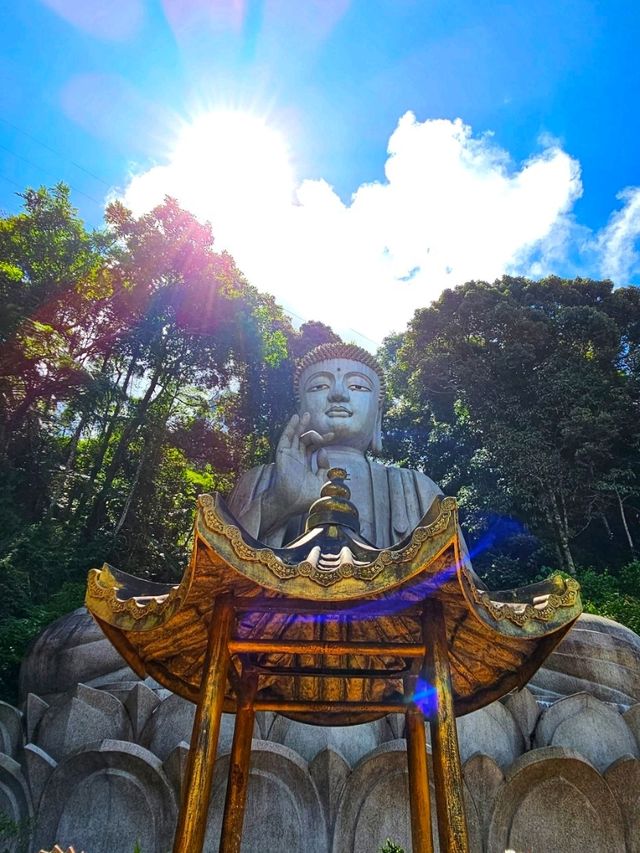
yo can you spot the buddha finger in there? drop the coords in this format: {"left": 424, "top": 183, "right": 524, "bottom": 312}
{"left": 278, "top": 413, "right": 300, "bottom": 450}
{"left": 300, "top": 429, "right": 335, "bottom": 447}
{"left": 294, "top": 413, "right": 311, "bottom": 448}
{"left": 299, "top": 429, "right": 325, "bottom": 448}
{"left": 316, "top": 447, "right": 330, "bottom": 471}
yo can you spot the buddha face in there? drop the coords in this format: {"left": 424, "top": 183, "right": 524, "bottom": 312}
{"left": 297, "top": 358, "right": 382, "bottom": 452}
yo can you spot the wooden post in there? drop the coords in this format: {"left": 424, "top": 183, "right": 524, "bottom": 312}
{"left": 405, "top": 705, "right": 433, "bottom": 853}
{"left": 423, "top": 598, "right": 470, "bottom": 853}
{"left": 219, "top": 675, "right": 258, "bottom": 853}
{"left": 173, "top": 598, "right": 234, "bottom": 853}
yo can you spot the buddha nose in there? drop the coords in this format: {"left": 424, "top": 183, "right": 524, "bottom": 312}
{"left": 328, "top": 377, "right": 350, "bottom": 402}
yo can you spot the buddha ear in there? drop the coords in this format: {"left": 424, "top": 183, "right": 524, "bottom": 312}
{"left": 369, "top": 406, "right": 383, "bottom": 455}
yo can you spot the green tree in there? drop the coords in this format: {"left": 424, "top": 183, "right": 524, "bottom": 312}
{"left": 385, "top": 276, "right": 640, "bottom": 581}
{"left": 0, "top": 184, "right": 112, "bottom": 445}
{"left": 380, "top": 840, "right": 405, "bottom": 853}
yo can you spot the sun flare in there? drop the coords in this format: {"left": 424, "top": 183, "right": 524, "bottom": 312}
{"left": 170, "top": 110, "right": 294, "bottom": 218}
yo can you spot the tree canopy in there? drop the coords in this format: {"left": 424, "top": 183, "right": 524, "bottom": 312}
{"left": 381, "top": 276, "right": 640, "bottom": 585}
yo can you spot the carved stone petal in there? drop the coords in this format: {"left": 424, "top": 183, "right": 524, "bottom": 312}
{"left": 33, "top": 739, "right": 177, "bottom": 853}
{"left": 268, "top": 715, "right": 387, "bottom": 767}
{"left": 33, "top": 685, "right": 132, "bottom": 761}
{"left": 162, "top": 740, "right": 190, "bottom": 801}
{"left": 487, "top": 746, "right": 625, "bottom": 853}
{"left": 622, "top": 702, "right": 640, "bottom": 751}
{"left": 457, "top": 701, "right": 524, "bottom": 770}
{"left": 0, "top": 700, "right": 23, "bottom": 758}
{"left": 503, "top": 686, "right": 541, "bottom": 748}
{"left": 604, "top": 755, "right": 640, "bottom": 853}
{"left": 123, "top": 681, "right": 161, "bottom": 739}
{"left": 206, "top": 740, "right": 327, "bottom": 853}
{"left": 23, "top": 743, "right": 57, "bottom": 812}
{"left": 332, "top": 739, "right": 482, "bottom": 853}
{"left": 534, "top": 693, "right": 638, "bottom": 771}
{"left": 463, "top": 753, "right": 504, "bottom": 845}
{"left": 25, "top": 693, "right": 49, "bottom": 743}
{"left": 0, "top": 752, "right": 32, "bottom": 849}
{"left": 309, "top": 747, "right": 351, "bottom": 834}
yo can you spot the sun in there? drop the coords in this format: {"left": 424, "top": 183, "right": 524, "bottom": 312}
{"left": 170, "top": 110, "right": 295, "bottom": 218}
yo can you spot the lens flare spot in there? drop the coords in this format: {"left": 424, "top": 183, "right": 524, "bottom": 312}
{"left": 411, "top": 676, "right": 438, "bottom": 718}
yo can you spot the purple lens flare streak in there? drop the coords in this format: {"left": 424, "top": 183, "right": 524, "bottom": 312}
{"left": 409, "top": 676, "right": 439, "bottom": 718}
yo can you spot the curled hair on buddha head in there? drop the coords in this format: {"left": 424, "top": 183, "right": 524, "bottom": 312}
{"left": 293, "top": 343, "right": 387, "bottom": 405}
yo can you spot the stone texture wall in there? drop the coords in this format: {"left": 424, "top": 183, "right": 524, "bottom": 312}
{"left": 2, "top": 610, "right": 639, "bottom": 852}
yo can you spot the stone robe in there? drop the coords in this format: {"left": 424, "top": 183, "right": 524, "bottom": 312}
{"left": 227, "top": 458, "right": 444, "bottom": 549}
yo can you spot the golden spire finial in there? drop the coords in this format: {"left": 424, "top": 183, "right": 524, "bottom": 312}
{"left": 305, "top": 467, "right": 361, "bottom": 533}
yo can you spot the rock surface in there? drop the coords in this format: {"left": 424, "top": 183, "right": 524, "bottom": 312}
{"left": 529, "top": 612, "right": 640, "bottom": 706}
{"left": 19, "top": 608, "right": 137, "bottom": 703}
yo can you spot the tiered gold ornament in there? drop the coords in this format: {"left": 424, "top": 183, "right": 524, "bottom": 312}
{"left": 86, "top": 468, "right": 581, "bottom": 853}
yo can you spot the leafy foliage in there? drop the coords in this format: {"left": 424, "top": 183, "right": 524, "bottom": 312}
{"left": 383, "top": 276, "right": 640, "bottom": 582}
{"left": 576, "top": 562, "right": 640, "bottom": 635}
{"left": 379, "top": 840, "right": 405, "bottom": 853}
{"left": 0, "top": 809, "right": 33, "bottom": 852}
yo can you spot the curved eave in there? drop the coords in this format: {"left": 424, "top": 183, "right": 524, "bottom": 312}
{"left": 86, "top": 558, "right": 190, "bottom": 633}
{"left": 460, "top": 567, "right": 582, "bottom": 641}
{"left": 193, "top": 492, "right": 461, "bottom": 602}
{"left": 86, "top": 492, "right": 463, "bottom": 629}
{"left": 439, "top": 567, "right": 582, "bottom": 715}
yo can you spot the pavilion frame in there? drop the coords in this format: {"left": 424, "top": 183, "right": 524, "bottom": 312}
{"left": 86, "top": 490, "right": 580, "bottom": 851}
{"left": 172, "top": 593, "right": 469, "bottom": 853}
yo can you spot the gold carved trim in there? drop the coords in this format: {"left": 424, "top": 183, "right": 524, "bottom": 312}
{"left": 466, "top": 570, "right": 580, "bottom": 627}
{"left": 197, "top": 494, "right": 458, "bottom": 587}
{"left": 86, "top": 564, "right": 185, "bottom": 630}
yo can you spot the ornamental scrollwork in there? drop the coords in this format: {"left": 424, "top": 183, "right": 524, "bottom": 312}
{"left": 196, "top": 493, "right": 458, "bottom": 588}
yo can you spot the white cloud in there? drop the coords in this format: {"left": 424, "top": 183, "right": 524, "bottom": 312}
{"left": 116, "top": 111, "right": 636, "bottom": 348}
{"left": 595, "top": 187, "right": 640, "bottom": 283}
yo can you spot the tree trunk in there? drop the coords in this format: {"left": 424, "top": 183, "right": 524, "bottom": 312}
{"left": 546, "top": 490, "right": 576, "bottom": 575}
{"left": 83, "top": 368, "right": 161, "bottom": 536}
{"left": 70, "top": 350, "right": 140, "bottom": 521}
{"left": 88, "top": 350, "right": 139, "bottom": 482}
{"left": 600, "top": 512, "right": 614, "bottom": 540}
{"left": 3, "top": 388, "right": 40, "bottom": 450}
{"left": 45, "top": 412, "right": 88, "bottom": 518}
{"left": 112, "top": 437, "right": 147, "bottom": 538}
{"left": 616, "top": 488, "right": 636, "bottom": 559}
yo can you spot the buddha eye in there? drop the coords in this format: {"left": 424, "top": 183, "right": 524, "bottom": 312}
{"left": 307, "top": 382, "right": 330, "bottom": 392}
{"left": 348, "top": 382, "right": 372, "bottom": 392}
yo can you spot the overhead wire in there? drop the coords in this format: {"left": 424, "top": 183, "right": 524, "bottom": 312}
{"left": 0, "top": 141, "right": 104, "bottom": 206}
{"left": 0, "top": 115, "right": 111, "bottom": 188}
{"left": 0, "top": 173, "right": 24, "bottom": 190}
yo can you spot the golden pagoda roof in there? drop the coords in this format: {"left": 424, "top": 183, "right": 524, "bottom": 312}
{"left": 86, "top": 493, "right": 581, "bottom": 722}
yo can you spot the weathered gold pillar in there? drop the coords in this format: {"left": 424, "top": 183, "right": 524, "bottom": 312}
{"left": 219, "top": 675, "right": 258, "bottom": 853}
{"left": 423, "top": 598, "right": 470, "bottom": 853}
{"left": 173, "top": 597, "right": 234, "bottom": 853}
{"left": 405, "top": 705, "right": 433, "bottom": 853}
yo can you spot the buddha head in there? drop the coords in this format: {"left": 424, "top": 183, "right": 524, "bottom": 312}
{"left": 293, "top": 343, "right": 386, "bottom": 454}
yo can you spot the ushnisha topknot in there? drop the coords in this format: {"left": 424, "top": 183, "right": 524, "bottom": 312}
{"left": 293, "top": 343, "right": 387, "bottom": 403}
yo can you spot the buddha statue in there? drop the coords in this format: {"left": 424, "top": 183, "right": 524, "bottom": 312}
{"left": 228, "top": 342, "right": 446, "bottom": 549}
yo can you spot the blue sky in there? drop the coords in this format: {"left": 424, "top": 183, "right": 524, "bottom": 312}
{"left": 2, "top": 1, "right": 639, "bottom": 345}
